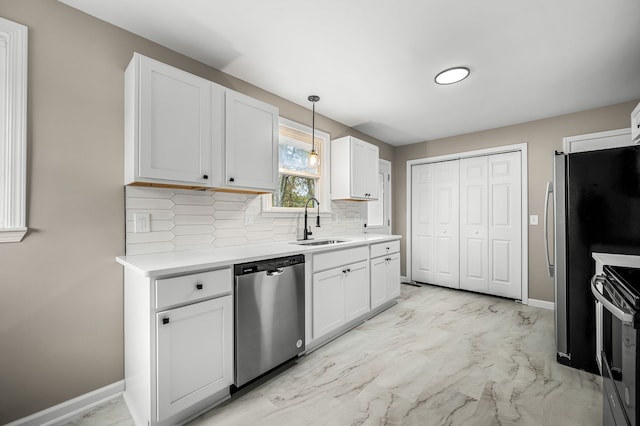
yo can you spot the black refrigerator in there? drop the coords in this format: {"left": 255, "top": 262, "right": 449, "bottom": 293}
{"left": 545, "top": 145, "right": 640, "bottom": 374}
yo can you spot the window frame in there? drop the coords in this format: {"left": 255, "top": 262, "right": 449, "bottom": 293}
{"left": 0, "top": 17, "right": 28, "bottom": 243}
{"left": 262, "top": 117, "right": 331, "bottom": 216}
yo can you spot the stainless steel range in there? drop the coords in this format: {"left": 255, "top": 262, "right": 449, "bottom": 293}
{"left": 592, "top": 265, "right": 640, "bottom": 426}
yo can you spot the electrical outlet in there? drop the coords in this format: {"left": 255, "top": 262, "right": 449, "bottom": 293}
{"left": 529, "top": 215, "right": 539, "bottom": 226}
{"left": 134, "top": 213, "right": 150, "bottom": 233}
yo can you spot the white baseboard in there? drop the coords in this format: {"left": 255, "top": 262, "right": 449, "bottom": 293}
{"left": 528, "top": 298, "right": 555, "bottom": 310}
{"left": 6, "top": 380, "right": 124, "bottom": 426}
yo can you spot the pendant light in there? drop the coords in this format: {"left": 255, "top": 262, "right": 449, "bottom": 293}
{"left": 308, "top": 95, "right": 320, "bottom": 168}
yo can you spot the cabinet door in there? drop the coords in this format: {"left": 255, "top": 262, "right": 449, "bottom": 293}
{"left": 344, "top": 260, "right": 370, "bottom": 322}
{"left": 370, "top": 257, "right": 387, "bottom": 309}
{"left": 225, "top": 90, "right": 278, "bottom": 191}
{"left": 156, "top": 296, "right": 232, "bottom": 422}
{"left": 459, "top": 156, "right": 489, "bottom": 293}
{"left": 138, "top": 56, "right": 212, "bottom": 185}
{"left": 365, "top": 143, "right": 380, "bottom": 199}
{"left": 313, "top": 268, "right": 345, "bottom": 339}
{"left": 351, "top": 138, "right": 379, "bottom": 199}
{"left": 386, "top": 254, "right": 401, "bottom": 300}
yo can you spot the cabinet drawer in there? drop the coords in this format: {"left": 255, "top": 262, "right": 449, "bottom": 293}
{"left": 313, "top": 246, "right": 369, "bottom": 272}
{"left": 156, "top": 268, "right": 232, "bottom": 310}
{"left": 370, "top": 240, "right": 400, "bottom": 258}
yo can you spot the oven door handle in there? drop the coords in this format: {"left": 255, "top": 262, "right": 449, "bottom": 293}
{"left": 591, "top": 275, "right": 635, "bottom": 324}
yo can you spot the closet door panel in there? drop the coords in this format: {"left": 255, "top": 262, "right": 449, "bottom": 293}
{"left": 488, "top": 152, "right": 522, "bottom": 299}
{"left": 433, "top": 161, "right": 459, "bottom": 288}
{"left": 459, "top": 156, "right": 489, "bottom": 293}
{"left": 411, "top": 164, "right": 436, "bottom": 284}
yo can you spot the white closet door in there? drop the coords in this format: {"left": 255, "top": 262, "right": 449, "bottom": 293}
{"left": 433, "top": 161, "right": 460, "bottom": 288}
{"left": 411, "top": 163, "right": 435, "bottom": 284}
{"left": 488, "top": 152, "right": 522, "bottom": 299}
{"left": 460, "top": 156, "right": 489, "bottom": 293}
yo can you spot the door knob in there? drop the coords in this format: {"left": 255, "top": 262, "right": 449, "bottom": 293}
{"left": 203, "top": 174, "right": 208, "bottom": 180}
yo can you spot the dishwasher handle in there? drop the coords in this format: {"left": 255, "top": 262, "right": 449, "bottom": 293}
{"left": 266, "top": 268, "right": 285, "bottom": 277}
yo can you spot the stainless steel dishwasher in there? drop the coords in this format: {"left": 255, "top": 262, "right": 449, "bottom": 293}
{"left": 234, "top": 254, "right": 305, "bottom": 387}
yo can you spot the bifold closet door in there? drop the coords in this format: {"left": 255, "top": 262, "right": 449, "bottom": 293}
{"left": 411, "top": 161, "right": 459, "bottom": 288}
{"left": 488, "top": 151, "right": 522, "bottom": 299}
{"left": 411, "top": 163, "right": 435, "bottom": 284}
{"left": 460, "top": 156, "right": 489, "bottom": 293}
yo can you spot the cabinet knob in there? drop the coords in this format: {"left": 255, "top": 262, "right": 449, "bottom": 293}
{"left": 229, "top": 177, "right": 235, "bottom": 183}
{"left": 196, "top": 283, "right": 203, "bottom": 290}
{"left": 162, "top": 317, "right": 170, "bottom": 325}
{"left": 203, "top": 174, "right": 208, "bottom": 180}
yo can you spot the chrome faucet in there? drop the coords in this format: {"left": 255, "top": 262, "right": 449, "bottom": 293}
{"left": 303, "top": 197, "right": 320, "bottom": 240}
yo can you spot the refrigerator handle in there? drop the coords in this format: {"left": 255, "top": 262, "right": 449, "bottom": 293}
{"left": 544, "top": 181, "right": 554, "bottom": 277}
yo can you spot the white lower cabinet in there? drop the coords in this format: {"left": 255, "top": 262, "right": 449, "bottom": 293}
{"left": 344, "top": 261, "right": 370, "bottom": 322}
{"left": 371, "top": 254, "right": 401, "bottom": 309}
{"left": 312, "top": 268, "right": 346, "bottom": 338}
{"left": 156, "top": 296, "right": 232, "bottom": 422}
{"left": 311, "top": 247, "right": 371, "bottom": 341}
{"left": 124, "top": 267, "right": 233, "bottom": 426}
{"left": 370, "top": 241, "right": 401, "bottom": 309}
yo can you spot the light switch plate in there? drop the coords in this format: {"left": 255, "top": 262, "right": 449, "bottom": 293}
{"left": 529, "top": 215, "right": 539, "bottom": 225}
{"left": 134, "top": 213, "right": 150, "bottom": 233}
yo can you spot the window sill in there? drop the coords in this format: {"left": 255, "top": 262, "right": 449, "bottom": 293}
{"left": 0, "top": 227, "right": 27, "bottom": 243}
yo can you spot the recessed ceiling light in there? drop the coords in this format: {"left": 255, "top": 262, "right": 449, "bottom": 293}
{"left": 435, "top": 67, "right": 470, "bottom": 85}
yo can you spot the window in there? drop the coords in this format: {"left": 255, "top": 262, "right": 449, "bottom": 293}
{"left": 0, "top": 17, "right": 28, "bottom": 243}
{"left": 263, "top": 117, "right": 330, "bottom": 213}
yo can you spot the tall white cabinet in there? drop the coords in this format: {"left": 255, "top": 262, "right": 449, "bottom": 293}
{"left": 411, "top": 151, "right": 522, "bottom": 299}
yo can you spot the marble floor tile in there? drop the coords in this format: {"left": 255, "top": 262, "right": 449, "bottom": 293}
{"left": 64, "top": 284, "right": 602, "bottom": 426}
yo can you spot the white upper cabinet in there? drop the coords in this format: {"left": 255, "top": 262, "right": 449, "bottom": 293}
{"left": 632, "top": 101, "right": 640, "bottom": 143}
{"left": 331, "top": 136, "right": 379, "bottom": 200}
{"left": 125, "top": 53, "right": 215, "bottom": 186}
{"left": 124, "top": 53, "right": 278, "bottom": 193}
{"left": 223, "top": 90, "right": 278, "bottom": 192}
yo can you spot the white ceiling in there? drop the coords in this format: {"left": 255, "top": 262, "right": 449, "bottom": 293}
{"left": 60, "top": 0, "right": 640, "bottom": 146}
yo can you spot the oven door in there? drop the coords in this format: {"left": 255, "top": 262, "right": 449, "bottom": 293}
{"left": 602, "top": 351, "right": 631, "bottom": 426}
{"left": 592, "top": 275, "right": 636, "bottom": 426}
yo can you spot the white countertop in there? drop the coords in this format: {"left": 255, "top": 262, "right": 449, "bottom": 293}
{"left": 117, "top": 234, "right": 401, "bottom": 277}
{"left": 593, "top": 252, "right": 640, "bottom": 269}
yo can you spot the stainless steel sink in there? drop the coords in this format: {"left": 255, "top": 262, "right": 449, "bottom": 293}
{"left": 291, "top": 239, "right": 348, "bottom": 246}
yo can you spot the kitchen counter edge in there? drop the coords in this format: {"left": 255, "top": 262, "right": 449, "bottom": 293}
{"left": 117, "top": 234, "right": 402, "bottom": 278}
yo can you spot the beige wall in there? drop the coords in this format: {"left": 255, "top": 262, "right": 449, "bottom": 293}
{"left": 393, "top": 100, "right": 639, "bottom": 302}
{"left": 0, "top": 0, "right": 392, "bottom": 423}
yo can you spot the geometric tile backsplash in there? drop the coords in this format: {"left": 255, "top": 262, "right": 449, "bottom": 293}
{"left": 125, "top": 186, "right": 365, "bottom": 255}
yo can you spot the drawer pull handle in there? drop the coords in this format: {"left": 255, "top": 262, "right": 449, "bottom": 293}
{"left": 162, "top": 318, "right": 170, "bottom": 325}
{"left": 196, "top": 283, "right": 203, "bottom": 290}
